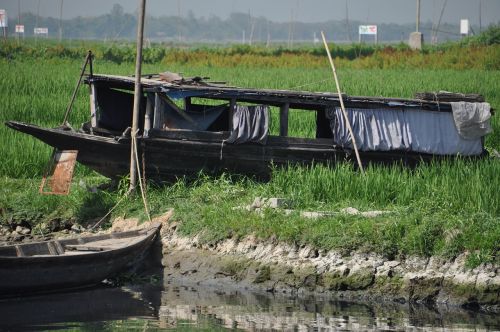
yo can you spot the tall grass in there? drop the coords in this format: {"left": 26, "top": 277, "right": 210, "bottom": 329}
{"left": 1, "top": 56, "right": 498, "bottom": 177}
{"left": 0, "top": 47, "right": 498, "bottom": 265}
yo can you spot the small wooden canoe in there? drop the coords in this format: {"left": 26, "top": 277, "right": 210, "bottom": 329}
{"left": 0, "top": 223, "right": 161, "bottom": 296}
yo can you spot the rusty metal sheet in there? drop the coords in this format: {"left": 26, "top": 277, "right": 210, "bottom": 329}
{"left": 39, "top": 150, "right": 78, "bottom": 195}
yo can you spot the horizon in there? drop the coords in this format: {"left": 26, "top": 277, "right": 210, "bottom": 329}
{"left": 0, "top": 0, "right": 498, "bottom": 27}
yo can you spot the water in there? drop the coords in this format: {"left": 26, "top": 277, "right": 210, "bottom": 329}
{"left": 0, "top": 283, "right": 498, "bottom": 331}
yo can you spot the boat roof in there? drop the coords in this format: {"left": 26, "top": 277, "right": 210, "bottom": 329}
{"left": 86, "top": 74, "right": 463, "bottom": 112}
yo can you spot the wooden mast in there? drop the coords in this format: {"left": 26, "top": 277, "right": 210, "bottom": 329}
{"left": 130, "top": 0, "right": 147, "bottom": 191}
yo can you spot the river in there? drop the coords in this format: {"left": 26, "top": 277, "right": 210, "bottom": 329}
{"left": 0, "top": 282, "right": 498, "bottom": 331}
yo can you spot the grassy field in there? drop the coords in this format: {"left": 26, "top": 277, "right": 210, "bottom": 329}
{"left": 0, "top": 42, "right": 499, "bottom": 267}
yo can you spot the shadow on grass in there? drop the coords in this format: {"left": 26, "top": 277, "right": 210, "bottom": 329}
{"left": 74, "top": 190, "right": 116, "bottom": 229}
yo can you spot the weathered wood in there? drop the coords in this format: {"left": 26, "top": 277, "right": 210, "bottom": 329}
{"left": 229, "top": 98, "right": 236, "bottom": 131}
{"left": 6, "top": 120, "right": 478, "bottom": 184}
{"left": 144, "top": 94, "right": 153, "bottom": 137}
{"left": 280, "top": 103, "right": 289, "bottom": 136}
{"left": 39, "top": 150, "right": 78, "bottom": 195}
{"left": 185, "top": 97, "right": 192, "bottom": 111}
{"left": 66, "top": 245, "right": 107, "bottom": 252}
{"left": 88, "top": 74, "right": 456, "bottom": 112}
{"left": 89, "top": 84, "right": 98, "bottom": 127}
{"left": 0, "top": 223, "right": 161, "bottom": 295}
{"left": 153, "top": 93, "right": 163, "bottom": 129}
{"left": 14, "top": 245, "right": 25, "bottom": 257}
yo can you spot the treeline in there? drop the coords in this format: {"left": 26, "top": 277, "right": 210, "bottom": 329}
{"left": 4, "top": 4, "right": 490, "bottom": 43}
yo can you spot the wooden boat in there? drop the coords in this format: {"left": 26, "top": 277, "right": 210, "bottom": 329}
{"left": 5, "top": 72, "right": 493, "bottom": 181}
{"left": 0, "top": 223, "right": 161, "bottom": 295}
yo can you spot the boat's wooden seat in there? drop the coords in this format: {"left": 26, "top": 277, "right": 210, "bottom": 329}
{"left": 65, "top": 237, "right": 138, "bottom": 252}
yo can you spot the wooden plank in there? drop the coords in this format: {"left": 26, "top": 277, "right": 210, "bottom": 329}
{"left": 229, "top": 98, "right": 236, "bottom": 131}
{"left": 144, "top": 94, "right": 153, "bottom": 137}
{"left": 65, "top": 245, "right": 107, "bottom": 252}
{"left": 47, "top": 242, "right": 59, "bottom": 255}
{"left": 88, "top": 74, "right": 456, "bottom": 112}
{"left": 279, "top": 103, "right": 289, "bottom": 136}
{"left": 14, "top": 245, "right": 25, "bottom": 257}
{"left": 153, "top": 93, "right": 163, "bottom": 129}
{"left": 39, "top": 150, "right": 78, "bottom": 195}
{"left": 89, "top": 84, "right": 98, "bottom": 127}
{"left": 54, "top": 240, "right": 65, "bottom": 254}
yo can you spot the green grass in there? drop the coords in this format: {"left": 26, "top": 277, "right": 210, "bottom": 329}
{"left": 1, "top": 58, "right": 499, "bottom": 177}
{"left": 0, "top": 45, "right": 499, "bottom": 267}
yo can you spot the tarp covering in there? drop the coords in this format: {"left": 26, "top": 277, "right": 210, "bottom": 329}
{"left": 450, "top": 102, "right": 492, "bottom": 140}
{"left": 328, "top": 107, "right": 485, "bottom": 155}
{"left": 226, "top": 105, "right": 269, "bottom": 145}
{"left": 152, "top": 93, "right": 226, "bottom": 131}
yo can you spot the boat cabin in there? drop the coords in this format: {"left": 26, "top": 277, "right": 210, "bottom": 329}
{"left": 85, "top": 74, "right": 491, "bottom": 159}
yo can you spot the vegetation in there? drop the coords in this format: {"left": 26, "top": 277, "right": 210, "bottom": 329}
{"left": 0, "top": 39, "right": 499, "bottom": 267}
{"left": 3, "top": 34, "right": 500, "bottom": 70}
{"left": 6, "top": 3, "right": 480, "bottom": 43}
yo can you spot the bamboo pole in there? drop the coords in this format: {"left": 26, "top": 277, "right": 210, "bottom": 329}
{"left": 130, "top": 0, "right": 147, "bottom": 191}
{"left": 320, "top": 31, "right": 364, "bottom": 174}
{"left": 61, "top": 51, "right": 91, "bottom": 125}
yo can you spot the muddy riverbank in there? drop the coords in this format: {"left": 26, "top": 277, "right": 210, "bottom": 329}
{"left": 1, "top": 213, "right": 497, "bottom": 313}
{"left": 158, "top": 220, "right": 499, "bottom": 312}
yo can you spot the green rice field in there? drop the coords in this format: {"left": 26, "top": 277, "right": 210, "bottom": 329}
{"left": 0, "top": 41, "right": 499, "bottom": 266}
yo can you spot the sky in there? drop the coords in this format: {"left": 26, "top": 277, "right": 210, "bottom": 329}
{"left": 0, "top": 0, "right": 498, "bottom": 26}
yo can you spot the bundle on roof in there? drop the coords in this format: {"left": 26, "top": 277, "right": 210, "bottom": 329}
{"left": 414, "top": 91, "right": 484, "bottom": 103}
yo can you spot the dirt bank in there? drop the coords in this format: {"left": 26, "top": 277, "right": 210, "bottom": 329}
{"left": 159, "top": 221, "right": 499, "bottom": 312}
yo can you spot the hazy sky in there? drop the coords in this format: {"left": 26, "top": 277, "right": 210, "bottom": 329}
{"left": 0, "top": 0, "right": 498, "bottom": 26}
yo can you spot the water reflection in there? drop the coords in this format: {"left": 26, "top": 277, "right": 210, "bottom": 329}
{"left": 0, "top": 283, "right": 498, "bottom": 331}
{"left": 0, "top": 286, "right": 155, "bottom": 330}
{"left": 156, "top": 285, "right": 499, "bottom": 331}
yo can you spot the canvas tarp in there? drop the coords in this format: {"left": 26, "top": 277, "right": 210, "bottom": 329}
{"left": 226, "top": 105, "right": 269, "bottom": 145}
{"left": 151, "top": 93, "right": 226, "bottom": 131}
{"left": 450, "top": 102, "right": 492, "bottom": 140}
{"left": 328, "top": 106, "right": 486, "bottom": 155}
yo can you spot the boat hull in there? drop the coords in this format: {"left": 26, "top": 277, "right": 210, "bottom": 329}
{"left": 0, "top": 224, "right": 160, "bottom": 296}
{"left": 5, "top": 121, "right": 454, "bottom": 181}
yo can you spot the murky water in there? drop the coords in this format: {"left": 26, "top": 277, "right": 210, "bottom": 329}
{"left": 0, "top": 282, "right": 498, "bottom": 332}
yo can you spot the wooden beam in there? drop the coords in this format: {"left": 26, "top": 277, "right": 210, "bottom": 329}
{"left": 89, "top": 84, "right": 97, "bottom": 127}
{"left": 144, "top": 94, "right": 153, "bottom": 137}
{"left": 185, "top": 97, "right": 192, "bottom": 111}
{"left": 229, "top": 98, "right": 236, "bottom": 131}
{"left": 153, "top": 93, "right": 163, "bottom": 129}
{"left": 279, "top": 103, "right": 289, "bottom": 136}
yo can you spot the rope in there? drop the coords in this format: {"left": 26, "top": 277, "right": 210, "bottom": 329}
{"left": 90, "top": 188, "right": 132, "bottom": 231}
{"left": 132, "top": 133, "right": 152, "bottom": 222}
{"left": 89, "top": 134, "right": 151, "bottom": 231}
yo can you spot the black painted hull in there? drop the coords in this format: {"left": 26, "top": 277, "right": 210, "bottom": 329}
{"left": 5, "top": 121, "right": 451, "bottom": 181}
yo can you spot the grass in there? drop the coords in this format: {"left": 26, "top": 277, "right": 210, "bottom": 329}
{"left": 0, "top": 42, "right": 499, "bottom": 267}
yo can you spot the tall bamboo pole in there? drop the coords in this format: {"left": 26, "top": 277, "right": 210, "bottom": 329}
{"left": 321, "top": 31, "right": 364, "bottom": 174}
{"left": 130, "top": 0, "right": 147, "bottom": 191}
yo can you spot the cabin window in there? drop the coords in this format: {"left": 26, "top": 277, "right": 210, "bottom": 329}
{"left": 152, "top": 94, "right": 230, "bottom": 132}
{"left": 94, "top": 85, "right": 146, "bottom": 133}
{"left": 275, "top": 108, "right": 316, "bottom": 139}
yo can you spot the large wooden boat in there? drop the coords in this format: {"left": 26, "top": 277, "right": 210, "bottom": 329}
{"left": 5, "top": 72, "right": 493, "bottom": 181}
{"left": 0, "top": 223, "right": 161, "bottom": 295}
